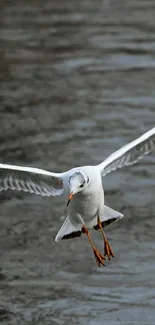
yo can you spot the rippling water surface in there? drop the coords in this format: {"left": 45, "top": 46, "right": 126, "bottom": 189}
{"left": 0, "top": 1, "right": 155, "bottom": 324}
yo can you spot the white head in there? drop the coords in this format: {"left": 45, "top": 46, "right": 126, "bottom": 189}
{"left": 67, "top": 170, "right": 89, "bottom": 206}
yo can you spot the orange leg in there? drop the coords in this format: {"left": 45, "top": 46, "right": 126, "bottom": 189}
{"left": 97, "top": 216, "right": 114, "bottom": 261}
{"left": 82, "top": 225, "right": 105, "bottom": 267}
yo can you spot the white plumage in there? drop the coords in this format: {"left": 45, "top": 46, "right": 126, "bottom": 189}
{"left": 0, "top": 127, "right": 155, "bottom": 259}
{"left": 98, "top": 127, "right": 155, "bottom": 176}
{"left": 0, "top": 164, "right": 64, "bottom": 196}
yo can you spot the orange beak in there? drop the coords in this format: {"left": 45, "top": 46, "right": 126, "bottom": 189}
{"left": 67, "top": 192, "right": 74, "bottom": 206}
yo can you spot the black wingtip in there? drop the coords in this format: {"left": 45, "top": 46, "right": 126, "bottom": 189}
{"left": 94, "top": 218, "right": 117, "bottom": 230}
{"left": 62, "top": 230, "right": 82, "bottom": 240}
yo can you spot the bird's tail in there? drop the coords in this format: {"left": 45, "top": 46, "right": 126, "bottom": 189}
{"left": 55, "top": 205, "right": 123, "bottom": 242}
{"left": 94, "top": 205, "right": 124, "bottom": 230}
{"left": 55, "top": 215, "right": 82, "bottom": 242}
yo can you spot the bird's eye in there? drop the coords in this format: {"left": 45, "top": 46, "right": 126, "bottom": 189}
{"left": 80, "top": 183, "right": 84, "bottom": 188}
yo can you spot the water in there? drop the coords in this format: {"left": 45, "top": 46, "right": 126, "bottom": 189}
{"left": 0, "top": 1, "right": 155, "bottom": 324}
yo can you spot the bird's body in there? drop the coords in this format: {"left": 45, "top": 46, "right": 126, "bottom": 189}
{"left": 55, "top": 165, "right": 123, "bottom": 244}
{"left": 67, "top": 166, "right": 104, "bottom": 227}
{"left": 0, "top": 127, "right": 155, "bottom": 265}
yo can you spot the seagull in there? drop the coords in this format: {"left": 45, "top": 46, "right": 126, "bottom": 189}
{"left": 0, "top": 127, "right": 155, "bottom": 266}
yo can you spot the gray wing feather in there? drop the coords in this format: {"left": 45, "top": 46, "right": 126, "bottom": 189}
{"left": 98, "top": 127, "right": 155, "bottom": 176}
{"left": 0, "top": 164, "right": 64, "bottom": 196}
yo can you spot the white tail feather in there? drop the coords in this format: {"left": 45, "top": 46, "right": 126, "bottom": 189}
{"left": 55, "top": 206, "right": 123, "bottom": 241}
{"left": 55, "top": 216, "right": 82, "bottom": 242}
{"left": 93, "top": 205, "right": 124, "bottom": 230}
{"left": 103, "top": 205, "right": 123, "bottom": 222}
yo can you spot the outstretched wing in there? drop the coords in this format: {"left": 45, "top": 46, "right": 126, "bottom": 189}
{"left": 0, "top": 164, "right": 64, "bottom": 196}
{"left": 98, "top": 127, "right": 155, "bottom": 176}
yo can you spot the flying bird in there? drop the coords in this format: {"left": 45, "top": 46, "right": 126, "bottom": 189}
{"left": 0, "top": 127, "right": 155, "bottom": 266}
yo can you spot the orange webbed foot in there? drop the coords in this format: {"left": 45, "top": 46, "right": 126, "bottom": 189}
{"left": 93, "top": 247, "right": 106, "bottom": 267}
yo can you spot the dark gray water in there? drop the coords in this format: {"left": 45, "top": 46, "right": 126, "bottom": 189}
{"left": 0, "top": 1, "right": 155, "bottom": 324}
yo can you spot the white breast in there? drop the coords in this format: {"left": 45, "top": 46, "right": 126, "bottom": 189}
{"left": 68, "top": 180, "right": 104, "bottom": 224}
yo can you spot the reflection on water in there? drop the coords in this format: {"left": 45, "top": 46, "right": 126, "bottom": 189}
{"left": 0, "top": 1, "right": 155, "bottom": 324}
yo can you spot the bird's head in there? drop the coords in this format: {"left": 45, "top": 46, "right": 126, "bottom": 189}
{"left": 67, "top": 170, "right": 89, "bottom": 206}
